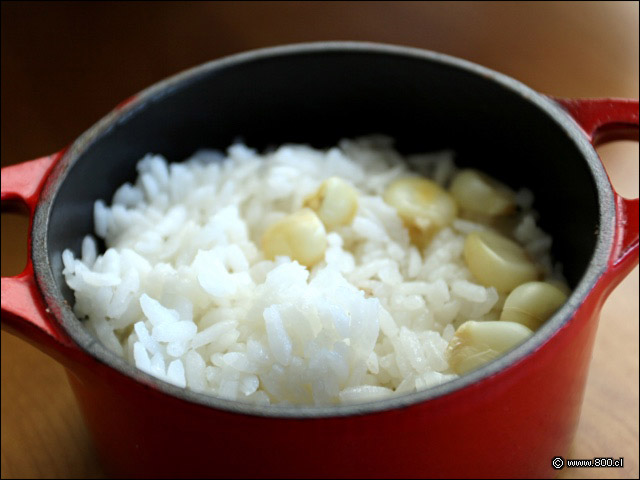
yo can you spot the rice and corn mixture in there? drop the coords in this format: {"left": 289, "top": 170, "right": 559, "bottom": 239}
{"left": 62, "top": 136, "right": 568, "bottom": 405}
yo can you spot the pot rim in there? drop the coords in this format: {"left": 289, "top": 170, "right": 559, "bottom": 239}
{"left": 31, "top": 41, "right": 615, "bottom": 418}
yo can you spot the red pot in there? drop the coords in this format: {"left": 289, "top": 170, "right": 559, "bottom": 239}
{"left": 1, "top": 43, "right": 638, "bottom": 478}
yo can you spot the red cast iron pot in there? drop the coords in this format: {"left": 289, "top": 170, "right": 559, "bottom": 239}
{"left": 1, "top": 43, "right": 638, "bottom": 479}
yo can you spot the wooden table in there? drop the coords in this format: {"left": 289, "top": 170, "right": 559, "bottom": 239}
{"left": 2, "top": 2, "right": 638, "bottom": 478}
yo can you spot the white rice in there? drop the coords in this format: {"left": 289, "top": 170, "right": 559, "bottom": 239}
{"left": 62, "top": 136, "right": 561, "bottom": 405}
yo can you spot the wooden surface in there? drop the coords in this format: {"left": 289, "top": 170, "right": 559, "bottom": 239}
{"left": 1, "top": 2, "right": 638, "bottom": 478}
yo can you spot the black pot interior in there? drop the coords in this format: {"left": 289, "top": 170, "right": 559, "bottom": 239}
{"left": 46, "top": 46, "right": 600, "bottom": 308}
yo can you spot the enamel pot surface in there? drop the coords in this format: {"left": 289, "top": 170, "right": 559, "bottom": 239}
{"left": 1, "top": 43, "right": 638, "bottom": 479}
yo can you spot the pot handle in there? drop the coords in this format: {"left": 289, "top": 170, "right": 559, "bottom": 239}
{"left": 554, "top": 97, "right": 639, "bottom": 286}
{"left": 1, "top": 152, "right": 79, "bottom": 359}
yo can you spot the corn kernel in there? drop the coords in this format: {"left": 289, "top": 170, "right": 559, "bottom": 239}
{"left": 463, "top": 230, "right": 538, "bottom": 292}
{"left": 383, "top": 177, "right": 457, "bottom": 247}
{"left": 450, "top": 169, "right": 516, "bottom": 216}
{"left": 500, "top": 281, "right": 568, "bottom": 330}
{"left": 447, "top": 320, "right": 533, "bottom": 374}
{"left": 261, "top": 209, "right": 327, "bottom": 267}
{"left": 304, "top": 177, "right": 358, "bottom": 229}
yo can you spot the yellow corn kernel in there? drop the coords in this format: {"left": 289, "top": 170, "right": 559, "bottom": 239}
{"left": 450, "top": 169, "right": 516, "bottom": 216}
{"left": 303, "top": 177, "right": 359, "bottom": 229}
{"left": 261, "top": 209, "right": 327, "bottom": 267}
{"left": 383, "top": 177, "right": 457, "bottom": 247}
{"left": 447, "top": 320, "right": 533, "bottom": 374}
{"left": 500, "top": 281, "right": 568, "bottom": 330}
{"left": 463, "top": 230, "right": 538, "bottom": 292}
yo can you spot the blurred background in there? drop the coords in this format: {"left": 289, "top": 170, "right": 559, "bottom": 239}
{"left": 1, "top": 2, "right": 638, "bottom": 478}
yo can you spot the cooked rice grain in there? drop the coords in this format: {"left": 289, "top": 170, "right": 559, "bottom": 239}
{"left": 63, "top": 137, "right": 561, "bottom": 405}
